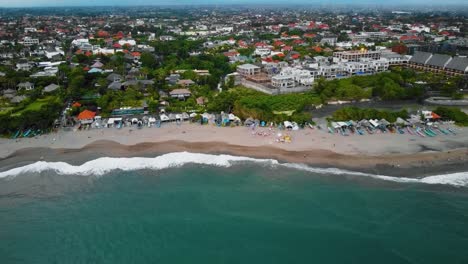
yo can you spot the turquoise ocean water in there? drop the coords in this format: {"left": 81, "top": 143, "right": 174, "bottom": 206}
{"left": 0, "top": 154, "right": 468, "bottom": 263}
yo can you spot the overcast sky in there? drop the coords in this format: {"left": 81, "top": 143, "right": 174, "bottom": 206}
{"left": 0, "top": 0, "right": 466, "bottom": 7}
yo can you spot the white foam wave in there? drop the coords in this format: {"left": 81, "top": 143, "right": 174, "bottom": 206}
{"left": 0, "top": 152, "right": 467, "bottom": 187}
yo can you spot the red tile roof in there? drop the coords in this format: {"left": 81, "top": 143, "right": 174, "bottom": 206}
{"left": 77, "top": 110, "right": 96, "bottom": 120}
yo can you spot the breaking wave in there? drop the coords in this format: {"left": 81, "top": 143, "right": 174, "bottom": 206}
{"left": 0, "top": 152, "right": 467, "bottom": 187}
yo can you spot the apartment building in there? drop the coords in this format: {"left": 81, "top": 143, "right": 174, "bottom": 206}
{"left": 333, "top": 50, "right": 381, "bottom": 62}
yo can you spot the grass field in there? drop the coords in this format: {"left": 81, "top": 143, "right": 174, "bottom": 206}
{"left": 11, "top": 96, "right": 57, "bottom": 116}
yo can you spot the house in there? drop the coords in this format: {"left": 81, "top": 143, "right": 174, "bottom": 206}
{"left": 177, "top": 79, "right": 195, "bottom": 87}
{"left": 118, "top": 38, "right": 136, "bottom": 47}
{"left": 160, "top": 35, "right": 175, "bottom": 41}
{"left": 166, "top": 73, "right": 180, "bottom": 85}
{"left": 196, "top": 96, "right": 207, "bottom": 106}
{"left": 43, "top": 83, "right": 60, "bottom": 93}
{"left": 106, "top": 73, "right": 123, "bottom": 82}
{"left": 122, "top": 79, "right": 154, "bottom": 89}
{"left": 320, "top": 36, "right": 338, "bottom": 46}
{"left": 2, "top": 88, "right": 16, "bottom": 99}
{"left": 17, "top": 82, "right": 34, "bottom": 91}
{"left": 21, "top": 37, "right": 39, "bottom": 46}
{"left": 107, "top": 81, "right": 122, "bottom": 90}
{"left": 91, "top": 61, "right": 104, "bottom": 68}
{"left": 169, "top": 88, "right": 192, "bottom": 100}
{"left": 10, "top": 95, "right": 27, "bottom": 104}
{"left": 237, "top": 64, "right": 261, "bottom": 76}
{"left": 16, "top": 61, "right": 34, "bottom": 71}
{"left": 272, "top": 75, "right": 295, "bottom": 88}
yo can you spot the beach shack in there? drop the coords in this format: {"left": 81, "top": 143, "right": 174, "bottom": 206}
{"left": 422, "top": 111, "right": 441, "bottom": 122}
{"left": 107, "top": 117, "right": 122, "bottom": 128}
{"left": 77, "top": 110, "right": 96, "bottom": 125}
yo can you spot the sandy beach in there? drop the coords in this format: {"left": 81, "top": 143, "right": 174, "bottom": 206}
{"left": 1, "top": 123, "right": 467, "bottom": 177}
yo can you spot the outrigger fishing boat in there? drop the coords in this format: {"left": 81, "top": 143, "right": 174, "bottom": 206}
{"left": 406, "top": 127, "right": 415, "bottom": 135}
{"left": 427, "top": 128, "right": 438, "bottom": 136}
{"left": 328, "top": 127, "right": 335, "bottom": 134}
{"left": 415, "top": 128, "right": 426, "bottom": 137}
{"left": 436, "top": 127, "right": 450, "bottom": 135}
{"left": 447, "top": 128, "right": 457, "bottom": 135}
{"left": 356, "top": 128, "right": 365, "bottom": 135}
{"left": 22, "top": 129, "right": 32, "bottom": 138}
{"left": 340, "top": 128, "right": 349, "bottom": 136}
{"left": 424, "top": 129, "right": 435, "bottom": 137}
{"left": 11, "top": 130, "right": 21, "bottom": 139}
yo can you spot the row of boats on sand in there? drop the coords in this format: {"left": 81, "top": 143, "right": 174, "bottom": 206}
{"left": 326, "top": 119, "right": 457, "bottom": 137}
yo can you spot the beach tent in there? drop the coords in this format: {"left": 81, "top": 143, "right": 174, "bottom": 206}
{"left": 284, "top": 121, "right": 293, "bottom": 129}
{"left": 181, "top": 112, "right": 190, "bottom": 120}
{"left": 229, "top": 113, "right": 241, "bottom": 123}
{"left": 357, "top": 119, "right": 370, "bottom": 127}
{"left": 337, "top": 121, "right": 348, "bottom": 128}
{"left": 168, "top": 113, "right": 177, "bottom": 121}
{"left": 244, "top": 118, "right": 255, "bottom": 126}
{"left": 378, "top": 119, "right": 390, "bottom": 127}
{"left": 331, "top": 122, "right": 340, "bottom": 129}
{"left": 407, "top": 114, "right": 421, "bottom": 124}
{"left": 160, "top": 114, "right": 170, "bottom": 122}
{"left": 395, "top": 117, "right": 409, "bottom": 126}
{"left": 201, "top": 113, "right": 212, "bottom": 120}
{"left": 291, "top": 122, "right": 299, "bottom": 131}
{"left": 347, "top": 120, "right": 356, "bottom": 127}
{"left": 369, "top": 119, "right": 379, "bottom": 128}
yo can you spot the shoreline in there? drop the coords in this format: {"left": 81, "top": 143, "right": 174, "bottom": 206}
{"left": 1, "top": 124, "right": 467, "bottom": 178}
{"left": 1, "top": 139, "right": 467, "bottom": 178}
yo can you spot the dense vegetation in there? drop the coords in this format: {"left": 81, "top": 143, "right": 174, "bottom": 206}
{"left": 331, "top": 106, "right": 409, "bottom": 123}
{"left": 315, "top": 68, "right": 465, "bottom": 102}
{"left": 207, "top": 88, "right": 321, "bottom": 123}
{"left": 0, "top": 96, "right": 62, "bottom": 135}
{"left": 434, "top": 107, "right": 468, "bottom": 126}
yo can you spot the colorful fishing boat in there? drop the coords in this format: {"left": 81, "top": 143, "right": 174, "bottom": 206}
{"left": 447, "top": 128, "right": 457, "bottom": 135}
{"left": 427, "top": 128, "right": 438, "bottom": 136}
{"left": 424, "top": 129, "right": 435, "bottom": 137}
{"left": 437, "top": 127, "right": 450, "bottom": 135}
{"left": 415, "top": 128, "right": 426, "bottom": 137}
{"left": 11, "top": 130, "right": 20, "bottom": 139}
{"left": 406, "top": 127, "right": 414, "bottom": 135}
{"left": 22, "top": 129, "right": 32, "bottom": 138}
